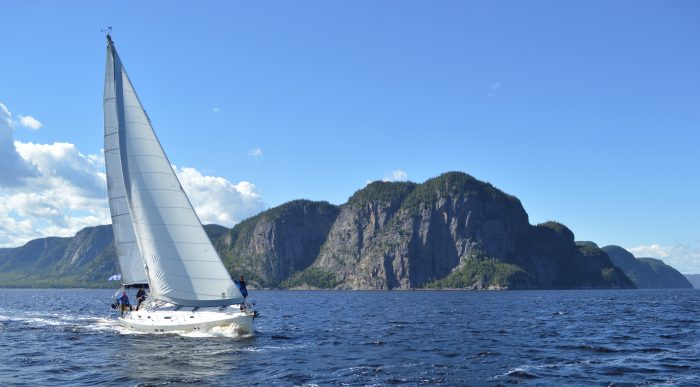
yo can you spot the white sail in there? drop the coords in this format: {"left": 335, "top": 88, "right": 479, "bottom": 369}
{"left": 105, "top": 36, "right": 243, "bottom": 306}
{"left": 103, "top": 43, "right": 148, "bottom": 287}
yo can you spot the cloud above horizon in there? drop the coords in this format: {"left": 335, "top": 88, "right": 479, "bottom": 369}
{"left": 248, "top": 148, "right": 263, "bottom": 159}
{"left": 0, "top": 103, "right": 40, "bottom": 186}
{"left": 18, "top": 115, "right": 43, "bottom": 130}
{"left": 365, "top": 169, "right": 409, "bottom": 185}
{"left": 628, "top": 244, "right": 700, "bottom": 274}
{"left": 174, "top": 166, "right": 266, "bottom": 226}
{"left": 383, "top": 169, "right": 408, "bottom": 182}
{"left": 0, "top": 139, "right": 108, "bottom": 246}
{"left": 0, "top": 102, "right": 267, "bottom": 248}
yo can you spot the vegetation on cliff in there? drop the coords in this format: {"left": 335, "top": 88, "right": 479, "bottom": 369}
{"left": 281, "top": 267, "right": 340, "bottom": 289}
{"left": 425, "top": 254, "right": 530, "bottom": 290}
{"left": 1, "top": 171, "right": 670, "bottom": 291}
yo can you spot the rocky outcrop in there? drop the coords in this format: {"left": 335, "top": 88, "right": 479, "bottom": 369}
{"left": 603, "top": 245, "right": 693, "bottom": 289}
{"left": 218, "top": 200, "right": 340, "bottom": 287}
{"left": 313, "top": 172, "right": 632, "bottom": 289}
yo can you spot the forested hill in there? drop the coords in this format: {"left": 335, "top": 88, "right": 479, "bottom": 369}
{"left": 601, "top": 245, "right": 693, "bottom": 289}
{"left": 1, "top": 171, "right": 683, "bottom": 290}
{"left": 0, "top": 225, "right": 115, "bottom": 288}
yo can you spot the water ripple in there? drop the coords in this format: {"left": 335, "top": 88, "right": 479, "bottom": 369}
{"left": 0, "top": 288, "right": 698, "bottom": 385}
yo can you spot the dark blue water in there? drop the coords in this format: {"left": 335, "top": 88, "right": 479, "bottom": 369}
{"left": 0, "top": 289, "right": 698, "bottom": 386}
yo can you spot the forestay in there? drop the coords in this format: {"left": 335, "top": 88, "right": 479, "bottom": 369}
{"left": 104, "top": 36, "right": 243, "bottom": 306}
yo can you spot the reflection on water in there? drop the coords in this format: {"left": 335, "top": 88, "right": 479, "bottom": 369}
{"left": 117, "top": 333, "right": 248, "bottom": 384}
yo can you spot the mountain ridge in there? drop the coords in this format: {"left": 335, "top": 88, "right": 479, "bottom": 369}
{"left": 0, "top": 171, "right": 685, "bottom": 290}
{"left": 601, "top": 245, "right": 692, "bottom": 289}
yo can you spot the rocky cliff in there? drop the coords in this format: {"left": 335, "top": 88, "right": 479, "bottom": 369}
{"left": 218, "top": 200, "right": 340, "bottom": 287}
{"left": 602, "top": 245, "right": 693, "bottom": 289}
{"left": 1, "top": 171, "right": 646, "bottom": 290}
{"left": 221, "top": 172, "right": 634, "bottom": 290}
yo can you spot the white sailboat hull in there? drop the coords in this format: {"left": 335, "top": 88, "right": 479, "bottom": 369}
{"left": 119, "top": 306, "right": 254, "bottom": 334}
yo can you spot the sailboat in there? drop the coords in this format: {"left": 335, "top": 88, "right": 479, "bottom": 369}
{"left": 103, "top": 34, "right": 255, "bottom": 334}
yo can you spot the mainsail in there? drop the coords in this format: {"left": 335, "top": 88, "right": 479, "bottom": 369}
{"left": 103, "top": 39, "right": 148, "bottom": 287}
{"left": 104, "top": 35, "right": 243, "bottom": 306}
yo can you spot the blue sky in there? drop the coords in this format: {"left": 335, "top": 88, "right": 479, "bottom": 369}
{"left": 1, "top": 1, "right": 699, "bottom": 271}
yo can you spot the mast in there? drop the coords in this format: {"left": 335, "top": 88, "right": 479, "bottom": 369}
{"left": 104, "top": 35, "right": 244, "bottom": 306}
{"left": 104, "top": 34, "right": 148, "bottom": 287}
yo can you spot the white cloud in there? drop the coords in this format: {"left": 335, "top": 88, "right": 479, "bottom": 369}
{"left": 175, "top": 166, "right": 266, "bottom": 227}
{"left": 15, "top": 142, "right": 106, "bottom": 198}
{"left": 1, "top": 103, "right": 13, "bottom": 127}
{"left": 0, "top": 101, "right": 267, "bottom": 248}
{"left": 0, "top": 103, "right": 40, "bottom": 187}
{"left": 488, "top": 82, "right": 501, "bottom": 98}
{"left": 365, "top": 169, "right": 410, "bottom": 185}
{"left": 248, "top": 148, "right": 263, "bottom": 159}
{"left": 0, "top": 116, "right": 110, "bottom": 247}
{"left": 212, "top": 107, "right": 220, "bottom": 112}
{"left": 628, "top": 244, "right": 668, "bottom": 258}
{"left": 18, "top": 115, "right": 43, "bottom": 130}
{"left": 628, "top": 244, "right": 700, "bottom": 274}
{"left": 382, "top": 169, "right": 408, "bottom": 182}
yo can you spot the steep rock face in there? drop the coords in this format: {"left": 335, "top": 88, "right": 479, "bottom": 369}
{"left": 309, "top": 172, "right": 632, "bottom": 290}
{"left": 219, "top": 200, "right": 340, "bottom": 287}
{"left": 603, "top": 245, "right": 693, "bottom": 288}
{"left": 57, "top": 225, "right": 113, "bottom": 274}
{"left": 314, "top": 174, "right": 532, "bottom": 289}
{"left": 314, "top": 181, "right": 418, "bottom": 289}
{"left": 513, "top": 224, "right": 632, "bottom": 289}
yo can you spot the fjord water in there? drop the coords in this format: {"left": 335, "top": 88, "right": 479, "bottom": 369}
{"left": 0, "top": 289, "right": 698, "bottom": 386}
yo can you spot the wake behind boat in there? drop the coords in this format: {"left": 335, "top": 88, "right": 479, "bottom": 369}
{"left": 103, "top": 34, "right": 256, "bottom": 334}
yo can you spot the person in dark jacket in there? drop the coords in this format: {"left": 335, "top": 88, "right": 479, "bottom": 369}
{"left": 119, "top": 290, "right": 131, "bottom": 316}
{"left": 236, "top": 276, "right": 248, "bottom": 299}
{"left": 136, "top": 288, "right": 147, "bottom": 311}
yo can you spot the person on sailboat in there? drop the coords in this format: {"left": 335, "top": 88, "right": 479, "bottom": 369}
{"left": 236, "top": 276, "right": 248, "bottom": 299}
{"left": 119, "top": 290, "right": 131, "bottom": 316}
{"left": 135, "top": 287, "right": 147, "bottom": 310}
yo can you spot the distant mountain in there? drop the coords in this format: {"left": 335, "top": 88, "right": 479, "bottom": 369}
{"left": 602, "top": 245, "right": 692, "bottom": 289}
{"left": 0, "top": 225, "right": 226, "bottom": 288}
{"left": 684, "top": 274, "right": 700, "bottom": 289}
{"left": 1, "top": 171, "right": 636, "bottom": 290}
{"left": 0, "top": 225, "right": 115, "bottom": 288}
